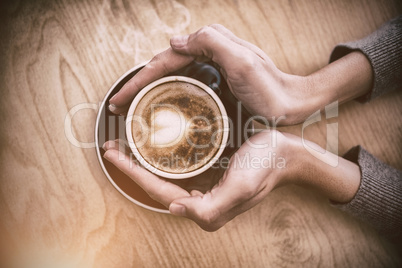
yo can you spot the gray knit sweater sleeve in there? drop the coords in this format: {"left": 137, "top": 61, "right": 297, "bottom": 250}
{"left": 329, "top": 16, "right": 402, "bottom": 241}
{"left": 330, "top": 15, "right": 402, "bottom": 101}
{"left": 338, "top": 147, "right": 402, "bottom": 240}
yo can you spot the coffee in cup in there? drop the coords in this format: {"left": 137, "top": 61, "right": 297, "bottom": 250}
{"left": 126, "top": 76, "right": 229, "bottom": 179}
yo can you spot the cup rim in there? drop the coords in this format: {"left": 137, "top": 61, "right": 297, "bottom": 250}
{"left": 126, "top": 76, "right": 229, "bottom": 179}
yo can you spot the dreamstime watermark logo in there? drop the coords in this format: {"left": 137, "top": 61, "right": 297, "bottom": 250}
{"left": 64, "top": 100, "right": 339, "bottom": 167}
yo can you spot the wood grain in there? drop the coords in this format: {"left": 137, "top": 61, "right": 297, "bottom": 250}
{"left": 1, "top": 0, "right": 401, "bottom": 267}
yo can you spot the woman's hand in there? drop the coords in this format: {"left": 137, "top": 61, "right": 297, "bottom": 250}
{"left": 109, "top": 24, "right": 309, "bottom": 124}
{"left": 103, "top": 129, "right": 361, "bottom": 231}
{"left": 103, "top": 130, "right": 297, "bottom": 231}
{"left": 109, "top": 24, "right": 372, "bottom": 125}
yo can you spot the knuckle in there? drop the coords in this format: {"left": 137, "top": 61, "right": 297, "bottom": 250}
{"left": 240, "top": 51, "right": 257, "bottom": 68}
{"left": 148, "top": 53, "right": 169, "bottom": 74}
{"left": 199, "top": 213, "right": 217, "bottom": 226}
{"left": 150, "top": 52, "right": 162, "bottom": 63}
{"left": 196, "top": 26, "right": 215, "bottom": 40}
{"left": 195, "top": 206, "right": 220, "bottom": 227}
{"left": 147, "top": 187, "right": 162, "bottom": 202}
{"left": 147, "top": 192, "right": 158, "bottom": 202}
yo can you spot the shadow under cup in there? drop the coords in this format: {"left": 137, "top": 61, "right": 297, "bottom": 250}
{"left": 95, "top": 61, "right": 254, "bottom": 213}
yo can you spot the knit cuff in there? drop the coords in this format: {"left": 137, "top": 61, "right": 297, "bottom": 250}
{"left": 329, "top": 15, "right": 402, "bottom": 102}
{"left": 334, "top": 146, "right": 402, "bottom": 241}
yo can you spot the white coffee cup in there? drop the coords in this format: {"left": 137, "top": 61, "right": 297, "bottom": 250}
{"left": 126, "top": 76, "right": 229, "bottom": 179}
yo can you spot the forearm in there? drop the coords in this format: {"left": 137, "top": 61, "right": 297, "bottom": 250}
{"left": 312, "top": 51, "right": 372, "bottom": 103}
{"left": 304, "top": 51, "right": 373, "bottom": 114}
{"left": 302, "top": 15, "right": 402, "bottom": 114}
{"left": 288, "top": 137, "right": 361, "bottom": 203}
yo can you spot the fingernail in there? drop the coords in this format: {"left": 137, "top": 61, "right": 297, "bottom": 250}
{"left": 102, "top": 142, "right": 108, "bottom": 150}
{"left": 103, "top": 150, "right": 112, "bottom": 161}
{"left": 109, "top": 94, "right": 117, "bottom": 102}
{"left": 171, "top": 35, "right": 188, "bottom": 47}
{"left": 169, "top": 203, "right": 186, "bottom": 216}
{"left": 109, "top": 104, "right": 117, "bottom": 113}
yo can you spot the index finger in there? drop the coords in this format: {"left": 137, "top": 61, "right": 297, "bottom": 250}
{"left": 208, "top": 24, "right": 269, "bottom": 61}
{"left": 109, "top": 48, "right": 194, "bottom": 114}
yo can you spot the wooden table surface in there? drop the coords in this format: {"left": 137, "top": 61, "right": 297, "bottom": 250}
{"left": 1, "top": 0, "right": 401, "bottom": 267}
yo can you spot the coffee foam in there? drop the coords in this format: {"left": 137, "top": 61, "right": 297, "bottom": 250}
{"left": 132, "top": 81, "right": 223, "bottom": 174}
{"left": 151, "top": 109, "right": 186, "bottom": 146}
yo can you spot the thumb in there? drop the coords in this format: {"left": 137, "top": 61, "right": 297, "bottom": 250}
{"left": 170, "top": 26, "right": 248, "bottom": 70}
{"left": 169, "top": 195, "right": 225, "bottom": 232}
{"left": 168, "top": 173, "right": 249, "bottom": 231}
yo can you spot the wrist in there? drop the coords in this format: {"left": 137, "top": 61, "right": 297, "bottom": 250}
{"left": 278, "top": 51, "right": 373, "bottom": 126}
{"left": 276, "top": 73, "right": 321, "bottom": 125}
{"left": 304, "top": 51, "right": 373, "bottom": 110}
{"left": 269, "top": 132, "right": 304, "bottom": 187}
{"left": 292, "top": 138, "right": 361, "bottom": 203}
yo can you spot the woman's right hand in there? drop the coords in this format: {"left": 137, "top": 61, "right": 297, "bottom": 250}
{"left": 109, "top": 24, "right": 311, "bottom": 124}
{"left": 110, "top": 24, "right": 372, "bottom": 125}
{"left": 168, "top": 24, "right": 313, "bottom": 125}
